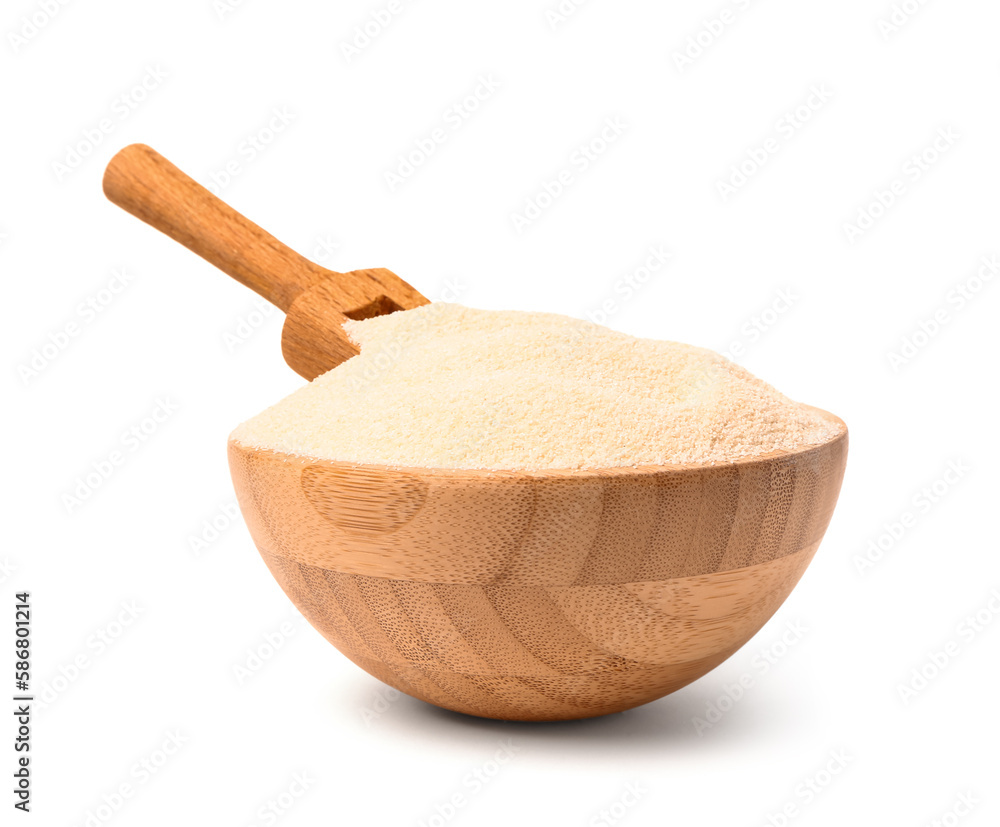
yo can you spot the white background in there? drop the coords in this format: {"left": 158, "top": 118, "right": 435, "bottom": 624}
{"left": 4, "top": 0, "right": 999, "bottom": 825}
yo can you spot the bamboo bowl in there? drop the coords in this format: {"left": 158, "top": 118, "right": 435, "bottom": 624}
{"left": 229, "top": 412, "right": 847, "bottom": 722}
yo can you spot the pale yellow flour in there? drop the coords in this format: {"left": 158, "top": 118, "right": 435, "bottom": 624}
{"left": 231, "top": 303, "right": 842, "bottom": 470}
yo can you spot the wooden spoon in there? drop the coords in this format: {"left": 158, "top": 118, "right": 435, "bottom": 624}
{"left": 102, "top": 144, "right": 429, "bottom": 380}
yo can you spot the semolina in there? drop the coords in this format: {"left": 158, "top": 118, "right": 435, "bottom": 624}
{"left": 231, "top": 303, "right": 842, "bottom": 470}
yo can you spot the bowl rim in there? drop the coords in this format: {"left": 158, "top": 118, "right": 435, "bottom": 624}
{"left": 228, "top": 406, "right": 847, "bottom": 481}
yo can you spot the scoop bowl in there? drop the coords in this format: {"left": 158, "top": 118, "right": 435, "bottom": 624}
{"left": 228, "top": 410, "right": 847, "bottom": 721}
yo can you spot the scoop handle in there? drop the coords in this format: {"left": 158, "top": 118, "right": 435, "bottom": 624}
{"left": 102, "top": 143, "right": 327, "bottom": 312}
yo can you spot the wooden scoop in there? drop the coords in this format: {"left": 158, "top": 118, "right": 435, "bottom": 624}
{"left": 102, "top": 144, "right": 429, "bottom": 380}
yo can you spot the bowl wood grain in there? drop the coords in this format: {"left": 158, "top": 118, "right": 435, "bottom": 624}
{"left": 229, "top": 414, "right": 847, "bottom": 721}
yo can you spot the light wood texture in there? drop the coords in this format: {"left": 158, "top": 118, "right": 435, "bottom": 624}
{"left": 229, "top": 414, "right": 848, "bottom": 721}
{"left": 102, "top": 144, "right": 429, "bottom": 379}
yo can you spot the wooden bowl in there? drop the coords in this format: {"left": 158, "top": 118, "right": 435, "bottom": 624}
{"left": 228, "top": 412, "right": 847, "bottom": 721}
